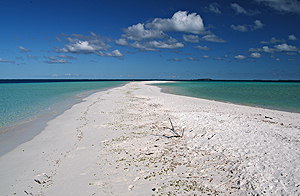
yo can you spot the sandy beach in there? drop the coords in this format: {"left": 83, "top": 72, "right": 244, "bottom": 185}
{"left": 0, "top": 81, "right": 299, "bottom": 196}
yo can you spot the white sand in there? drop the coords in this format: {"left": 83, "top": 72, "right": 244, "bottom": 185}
{"left": 0, "top": 81, "right": 299, "bottom": 196}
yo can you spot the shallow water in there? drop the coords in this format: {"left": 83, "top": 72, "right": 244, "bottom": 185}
{"left": 0, "top": 81, "right": 126, "bottom": 129}
{"left": 0, "top": 81, "right": 126, "bottom": 156}
{"left": 154, "top": 81, "right": 300, "bottom": 113}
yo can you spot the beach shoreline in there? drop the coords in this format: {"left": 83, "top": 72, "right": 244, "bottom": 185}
{"left": 0, "top": 82, "right": 127, "bottom": 157}
{"left": 0, "top": 81, "right": 299, "bottom": 195}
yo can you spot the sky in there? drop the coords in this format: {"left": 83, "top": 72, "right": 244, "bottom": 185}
{"left": 0, "top": 0, "right": 299, "bottom": 80}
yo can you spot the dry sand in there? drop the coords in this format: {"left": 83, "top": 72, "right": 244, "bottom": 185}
{"left": 0, "top": 81, "right": 299, "bottom": 196}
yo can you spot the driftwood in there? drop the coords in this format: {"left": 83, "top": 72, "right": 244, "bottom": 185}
{"left": 167, "top": 118, "right": 184, "bottom": 137}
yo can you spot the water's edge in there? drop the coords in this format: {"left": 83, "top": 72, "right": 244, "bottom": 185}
{"left": 0, "top": 83, "right": 126, "bottom": 157}
{"left": 150, "top": 82, "right": 299, "bottom": 114}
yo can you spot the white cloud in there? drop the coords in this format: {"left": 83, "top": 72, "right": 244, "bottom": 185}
{"left": 130, "top": 38, "right": 184, "bottom": 51}
{"left": 62, "top": 41, "right": 99, "bottom": 53}
{"left": 147, "top": 11, "right": 205, "bottom": 34}
{"left": 231, "top": 20, "right": 264, "bottom": 32}
{"left": 18, "top": 46, "right": 31, "bottom": 53}
{"left": 252, "top": 20, "right": 264, "bottom": 30}
{"left": 230, "top": 3, "right": 259, "bottom": 15}
{"left": 123, "top": 23, "right": 165, "bottom": 41}
{"left": 249, "top": 44, "right": 298, "bottom": 53}
{"left": 202, "top": 55, "right": 209, "bottom": 58}
{"left": 131, "top": 42, "right": 157, "bottom": 51}
{"left": 208, "top": 3, "right": 221, "bottom": 14}
{"left": 51, "top": 73, "right": 80, "bottom": 78}
{"left": 231, "top": 24, "right": 248, "bottom": 32}
{"left": 98, "top": 49, "right": 124, "bottom": 57}
{"left": 111, "top": 50, "right": 123, "bottom": 57}
{"left": 251, "top": 46, "right": 275, "bottom": 53}
{"left": 183, "top": 34, "right": 199, "bottom": 43}
{"left": 202, "top": 34, "right": 226, "bottom": 43}
{"left": 260, "top": 37, "right": 285, "bottom": 44}
{"left": 288, "top": 34, "right": 297, "bottom": 40}
{"left": 234, "top": 55, "right": 246, "bottom": 59}
{"left": 57, "top": 33, "right": 123, "bottom": 58}
{"left": 275, "top": 43, "right": 297, "bottom": 51}
{"left": 56, "top": 55, "right": 76, "bottom": 59}
{"left": 148, "top": 38, "right": 184, "bottom": 49}
{"left": 262, "top": 46, "right": 275, "bottom": 53}
{"left": 58, "top": 33, "right": 110, "bottom": 54}
{"left": 0, "top": 58, "right": 15, "bottom": 63}
{"left": 250, "top": 52, "right": 262, "bottom": 58}
{"left": 195, "top": 45, "right": 210, "bottom": 50}
{"left": 255, "top": 0, "right": 299, "bottom": 13}
{"left": 230, "top": 3, "right": 248, "bottom": 14}
{"left": 45, "top": 56, "right": 69, "bottom": 64}
{"left": 115, "top": 38, "right": 129, "bottom": 46}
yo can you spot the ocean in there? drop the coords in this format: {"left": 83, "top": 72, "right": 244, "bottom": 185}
{"left": 154, "top": 81, "right": 300, "bottom": 113}
{"left": 0, "top": 81, "right": 126, "bottom": 129}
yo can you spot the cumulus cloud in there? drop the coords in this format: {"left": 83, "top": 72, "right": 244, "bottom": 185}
{"left": 0, "top": 58, "right": 15, "bottom": 63}
{"left": 195, "top": 45, "right": 210, "bottom": 50}
{"left": 147, "top": 11, "right": 205, "bottom": 34}
{"left": 250, "top": 46, "right": 276, "bottom": 53}
{"left": 252, "top": 20, "right": 264, "bottom": 30}
{"left": 255, "top": 0, "right": 299, "bottom": 13}
{"left": 231, "top": 20, "right": 264, "bottom": 32}
{"left": 207, "top": 2, "right": 222, "bottom": 14}
{"left": 202, "top": 34, "right": 226, "bottom": 43}
{"left": 275, "top": 43, "right": 297, "bottom": 51}
{"left": 148, "top": 38, "right": 184, "bottom": 49}
{"left": 130, "top": 38, "right": 184, "bottom": 51}
{"left": 58, "top": 33, "right": 110, "bottom": 54}
{"left": 131, "top": 42, "right": 157, "bottom": 51}
{"left": 18, "top": 46, "right": 31, "bottom": 53}
{"left": 123, "top": 23, "right": 165, "bottom": 41}
{"left": 234, "top": 55, "right": 246, "bottom": 59}
{"left": 288, "top": 34, "right": 297, "bottom": 40}
{"left": 261, "top": 46, "right": 276, "bottom": 53}
{"left": 61, "top": 40, "right": 101, "bottom": 53}
{"left": 115, "top": 38, "right": 129, "bottom": 46}
{"left": 250, "top": 52, "right": 262, "bottom": 58}
{"left": 98, "top": 49, "right": 124, "bottom": 57}
{"left": 249, "top": 44, "right": 298, "bottom": 53}
{"left": 183, "top": 34, "right": 199, "bottom": 43}
{"left": 230, "top": 25, "right": 248, "bottom": 32}
{"left": 57, "top": 33, "right": 123, "bottom": 58}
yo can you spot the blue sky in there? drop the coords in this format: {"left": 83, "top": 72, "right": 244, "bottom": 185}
{"left": 0, "top": 0, "right": 299, "bottom": 79}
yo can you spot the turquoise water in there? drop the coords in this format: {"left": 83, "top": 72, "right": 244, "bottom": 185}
{"left": 154, "top": 81, "right": 300, "bottom": 113}
{"left": 0, "top": 81, "right": 125, "bottom": 128}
